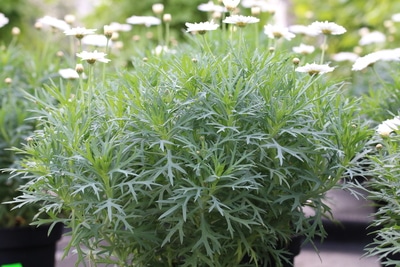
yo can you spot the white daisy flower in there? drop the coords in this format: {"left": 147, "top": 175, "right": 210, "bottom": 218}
{"left": 331, "top": 52, "right": 359, "bottom": 62}
{"left": 377, "top": 117, "right": 400, "bottom": 137}
{"left": 223, "top": 15, "right": 259, "bottom": 27}
{"left": 295, "top": 63, "right": 335, "bottom": 75}
{"left": 37, "top": 15, "right": 71, "bottom": 31}
{"left": 108, "top": 22, "right": 132, "bottom": 32}
{"left": 126, "top": 15, "right": 161, "bottom": 27}
{"left": 198, "top": 1, "right": 226, "bottom": 13}
{"left": 64, "top": 27, "right": 97, "bottom": 39}
{"left": 358, "top": 31, "right": 386, "bottom": 46}
{"left": 308, "top": 21, "right": 346, "bottom": 35}
{"left": 185, "top": 21, "right": 220, "bottom": 34}
{"left": 81, "top": 34, "right": 110, "bottom": 47}
{"left": 222, "top": 0, "right": 241, "bottom": 11}
{"left": 58, "top": 68, "right": 80, "bottom": 79}
{"left": 292, "top": 43, "right": 315, "bottom": 55}
{"left": 351, "top": 49, "right": 400, "bottom": 71}
{"left": 391, "top": 13, "right": 400, "bottom": 22}
{"left": 0, "top": 13, "right": 9, "bottom": 28}
{"left": 264, "top": 24, "right": 295, "bottom": 40}
{"left": 288, "top": 24, "right": 318, "bottom": 36}
{"left": 76, "top": 50, "right": 111, "bottom": 64}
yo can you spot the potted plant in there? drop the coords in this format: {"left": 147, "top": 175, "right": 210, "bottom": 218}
{"left": 0, "top": 14, "right": 64, "bottom": 267}
{"left": 348, "top": 116, "right": 400, "bottom": 267}
{"left": 5, "top": 2, "right": 374, "bottom": 265}
{"left": 7, "top": 25, "right": 373, "bottom": 266}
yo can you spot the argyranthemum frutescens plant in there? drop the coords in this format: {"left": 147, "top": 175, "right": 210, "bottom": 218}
{"left": 348, "top": 117, "right": 400, "bottom": 267}
{"left": 7, "top": 12, "right": 372, "bottom": 266}
{"left": 0, "top": 13, "right": 74, "bottom": 228}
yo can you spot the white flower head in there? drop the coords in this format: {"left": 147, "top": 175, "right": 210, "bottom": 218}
{"left": 295, "top": 62, "right": 335, "bottom": 75}
{"left": 0, "top": 13, "right": 9, "bottom": 28}
{"left": 377, "top": 117, "right": 400, "bottom": 137}
{"left": 37, "top": 15, "right": 71, "bottom": 31}
{"left": 58, "top": 68, "right": 80, "bottom": 79}
{"left": 64, "top": 27, "right": 97, "bottom": 39}
{"left": 222, "top": 0, "right": 241, "bottom": 11}
{"left": 185, "top": 21, "right": 220, "bottom": 34}
{"left": 292, "top": 43, "right": 315, "bottom": 55}
{"left": 126, "top": 15, "right": 161, "bottom": 27}
{"left": 198, "top": 1, "right": 226, "bottom": 13}
{"left": 223, "top": 15, "right": 259, "bottom": 27}
{"left": 391, "top": 13, "right": 400, "bottom": 22}
{"left": 81, "top": 34, "right": 110, "bottom": 47}
{"left": 358, "top": 31, "right": 386, "bottom": 46}
{"left": 351, "top": 49, "right": 400, "bottom": 71}
{"left": 308, "top": 21, "right": 346, "bottom": 35}
{"left": 76, "top": 50, "right": 111, "bottom": 64}
{"left": 242, "top": 0, "right": 276, "bottom": 13}
{"left": 288, "top": 24, "right": 318, "bottom": 37}
{"left": 331, "top": 52, "right": 359, "bottom": 62}
{"left": 152, "top": 3, "right": 164, "bottom": 15}
{"left": 264, "top": 24, "right": 295, "bottom": 40}
{"left": 108, "top": 22, "right": 132, "bottom": 32}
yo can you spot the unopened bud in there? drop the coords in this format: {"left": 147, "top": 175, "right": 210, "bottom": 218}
{"left": 152, "top": 3, "right": 164, "bottom": 15}
{"left": 104, "top": 25, "right": 114, "bottom": 39}
{"left": 163, "top": 14, "right": 172, "bottom": 23}
{"left": 75, "top": 63, "right": 84, "bottom": 74}
{"left": 251, "top": 7, "right": 261, "bottom": 16}
{"left": 11, "top": 27, "right": 21, "bottom": 36}
{"left": 64, "top": 14, "right": 76, "bottom": 25}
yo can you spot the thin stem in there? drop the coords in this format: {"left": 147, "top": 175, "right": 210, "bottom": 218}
{"left": 254, "top": 23, "right": 259, "bottom": 50}
{"left": 320, "top": 35, "right": 328, "bottom": 64}
{"left": 371, "top": 64, "right": 386, "bottom": 86}
{"left": 102, "top": 38, "right": 111, "bottom": 84}
{"left": 165, "top": 22, "right": 170, "bottom": 47}
{"left": 201, "top": 34, "right": 214, "bottom": 58}
{"left": 157, "top": 15, "right": 163, "bottom": 45}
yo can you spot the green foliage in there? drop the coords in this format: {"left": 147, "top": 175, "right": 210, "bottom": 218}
{"left": 348, "top": 63, "right": 400, "bottom": 267}
{"left": 9, "top": 31, "right": 370, "bottom": 266}
{"left": 353, "top": 131, "right": 400, "bottom": 267}
{"left": 0, "top": 28, "right": 67, "bottom": 227}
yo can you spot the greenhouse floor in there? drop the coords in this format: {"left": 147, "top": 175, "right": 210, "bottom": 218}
{"left": 56, "top": 188, "right": 381, "bottom": 267}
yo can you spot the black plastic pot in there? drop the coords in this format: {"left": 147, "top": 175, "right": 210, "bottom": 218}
{"left": 0, "top": 223, "right": 63, "bottom": 267}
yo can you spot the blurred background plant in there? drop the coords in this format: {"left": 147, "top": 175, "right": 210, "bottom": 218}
{"left": 0, "top": 10, "right": 72, "bottom": 228}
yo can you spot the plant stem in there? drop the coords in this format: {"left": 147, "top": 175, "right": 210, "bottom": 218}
{"left": 320, "top": 35, "right": 327, "bottom": 64}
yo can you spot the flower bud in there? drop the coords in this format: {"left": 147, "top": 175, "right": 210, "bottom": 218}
{"left": 4, "top": 77, "right": 12, "bottom": 84}
{"left": 75, "top": 63, "right": 84, "bottom": 74}
{"left": 104, "top": 25, "right": 114, "bottom": 39}
{"left": 152, "top": 3, "right": 164, "bottom": 15}
{"left": 292, "top": 58, "right": 300, "bottom": 65}
{"left": 163, "top": 14, "right": 172, "bottom": 23}
{"left": 64, "top": 14, "right": 76, "bottom": 25}
{"left": 251, "top": 7, "right": 261, "bottom": 16}
{"left": 11, "top": 27, "right": 21, "bottom": 36}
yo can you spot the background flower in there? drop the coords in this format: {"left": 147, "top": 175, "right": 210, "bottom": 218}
{"left": 308, "top": 21, "right": 346, "bottom": 35}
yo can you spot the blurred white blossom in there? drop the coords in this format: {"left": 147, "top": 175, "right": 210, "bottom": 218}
{"left": 295, "top": 63, "right": 335, "bottom": 75}
{"left": 264, "top": 24, "right": 295, "bottom": 40}
{"left": 308, "top": 21, "right": 346, "bottom": 35}
{"left": 0, "top": 13, "right": 9, "bottom": 28}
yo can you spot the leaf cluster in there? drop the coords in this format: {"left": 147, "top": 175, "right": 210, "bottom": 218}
{"left": 10, "top": 45, "right": 370, "bottom": 266}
